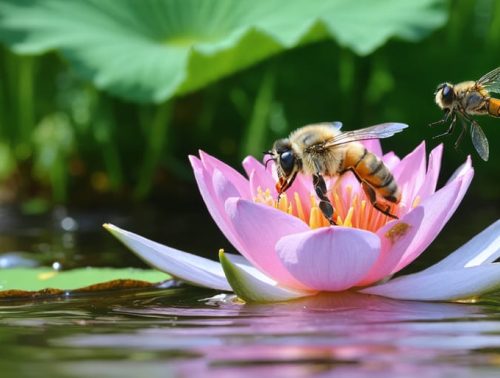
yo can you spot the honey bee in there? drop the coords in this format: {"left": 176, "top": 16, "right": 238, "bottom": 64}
{"left": 432, "top": 67, "right": 500, "bottom": 161}
{"left": 266, "top": 122, "right": 408, "bottom": 225}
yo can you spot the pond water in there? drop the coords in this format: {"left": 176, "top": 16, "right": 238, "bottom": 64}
{"left": 1, "top": 204, "right": 500, "bottom": 377}
{"left": 3, "top": 288, "right": 500, "bottom": 377}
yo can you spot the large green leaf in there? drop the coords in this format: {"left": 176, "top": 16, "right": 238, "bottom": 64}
{"left": 0, "top": 0, "right": 447, "bottom": 103}
{"left": 0, "top": 267, "right": 169, "bottom": 298}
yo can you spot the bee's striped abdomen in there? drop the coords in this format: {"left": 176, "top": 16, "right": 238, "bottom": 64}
{"left": 488, "top": 98, "right": 500, "bottom": 117}
{"left": 348, "top": 147, "right": 401, "bottom": 203}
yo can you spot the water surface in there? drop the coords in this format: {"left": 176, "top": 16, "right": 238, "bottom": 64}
{"left": 3, "top": 287, "right": 500, "bottom": 377}
{"left": 1, "top": 206, "right": 500, "bottom": 377}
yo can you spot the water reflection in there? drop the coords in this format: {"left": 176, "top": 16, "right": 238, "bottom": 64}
{"left": 3, "top": 287, "right": 500, "bottom": 377}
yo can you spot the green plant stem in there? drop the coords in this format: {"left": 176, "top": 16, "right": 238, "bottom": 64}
{"left": 18, "top": 56, "right": 35, "bottom": 141}
{"left": 241, "top": 68, "right": 275, "bottom": 159}
{"left": 134, "top": 100, "right": 172, "bottom": 199}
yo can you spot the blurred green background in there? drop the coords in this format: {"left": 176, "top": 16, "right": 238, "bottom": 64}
{"left": 0, "top": 0, "right": 498, "bottom": 261}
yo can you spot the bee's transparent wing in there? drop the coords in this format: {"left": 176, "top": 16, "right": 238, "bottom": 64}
{"left": 470, "top": 123, "right": 489, "bottom": 161}
{"left": 324, "top": 123, "right": 408, "bottom": 148}
{"left": 478, "top": 67, "right": 500, "bottom": 94}
{"left": 330, "top": 121, "right": 343, "bottom": 131}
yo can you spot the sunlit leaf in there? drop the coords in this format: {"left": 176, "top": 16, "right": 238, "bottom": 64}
{"left": 0, "top": 0, "right": 447, "bottom": 103}
{"left": 0, "top": 267, "right": 170, "bottom": 298}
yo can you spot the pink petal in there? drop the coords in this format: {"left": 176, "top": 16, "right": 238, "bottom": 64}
{"left": 242, "top": 156, "right": 268, "bottom": 181}
{"left": 357, "top": 207, "right": 425, "bottom": 286}
{"left": 288, "top": 173, "right": 314, "bottom": 202}
{"left": 243, "top": 156, "right": 277, "bottom": 198}
{"left": 416, "top": 144, "right": 443, "bottom": 200}
{"left": 446, "top": 156, "right": 474, "bottom": 214}
{"left": 382, "top": 151, "right": 400, "bottom": 169}
{"left": 336, "top": 170, "right": 361, "bottom": 196}
{"left": 224, "top": 198, "right": 310, "bottom": 289}
{"left": 243, "top": 156, "right": 313, "bottom": 207}
{"left": 249, "top": 169, "right": 277, "bottom": 198}
{"left": 392, "top": 176, "right": 468, "bottom": 273}
{"left": 361, "top": 139, "right": 383, "bottom": 157}
{"left": 392, "top": 142, "right": 427, "bottom": 210}
{"left": 446, "top": 155, "right": 472, "bottom": 184}
{"left": 219, "top": 250, "right": 315, "bottom": 303}
{"left": 276, "top": 227, "right": 381, "bottom": 291}
{"left": 189, "top": 156, "right": 243, "bottom": 252}
{"left": 199, "top": 150, "right": 251, "bottom": 200}
{"left": 212, "top": 168, "right": 239, "bottom": 202}
{"left": 359, "top": 172, "right": 471, "bottom": 285}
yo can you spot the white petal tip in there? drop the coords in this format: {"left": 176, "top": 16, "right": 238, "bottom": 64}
{"left": 219, "top": 250, "right": 313, "bottom": 303}
{"left": 104, "top": 223, "right": 231, "bottom": 291}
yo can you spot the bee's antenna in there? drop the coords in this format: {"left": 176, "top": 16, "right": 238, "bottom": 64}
{"left": 264, "top": 157, "right": 274, "bottom": 169}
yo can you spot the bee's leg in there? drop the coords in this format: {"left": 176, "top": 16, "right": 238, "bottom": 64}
{"left": 433, "top": 113, "right": 457, "bottom": 139}
{"left": 454, "top": 117, "right": 468, "bottom": 150}
{"left": 429, "top": 110, "right": 450, "bottom": 127}
{"left": 361, "top": 182, "right": 399, "bottom": 220}
{"left": 312, "top": 174, "right": 336, "bottom": 225}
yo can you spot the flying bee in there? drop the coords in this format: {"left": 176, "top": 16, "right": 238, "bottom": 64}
{"left": 266, "top": 122, "right": 408, "bottom": 225}
{"left": 432, "top": 66, "right": 500, "bottom": 161}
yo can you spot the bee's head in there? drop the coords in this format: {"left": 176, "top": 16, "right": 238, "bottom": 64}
{"left": 268, "top": 138, "right": 301, "bottom": 194}
{"left": 435, "top": 83, "right": 455, "bottom": 110}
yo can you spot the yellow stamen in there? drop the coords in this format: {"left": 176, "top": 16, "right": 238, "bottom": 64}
{"left": 278, "top": 194, "right": 288, "bottom": 212}
{"left": 343, "top": 207, "right": 354, "bottom": 228}
{"left": 295, "top": 192, "right": 305, "bottom": 221}
{"left": 309, "top": 207, "right": 323, "bottom": 229}
{"left": 253, "top": 176, "right": 402, "bottom": 232}
{"left": 333, "top": 191, "right": 344, "bottom": 221}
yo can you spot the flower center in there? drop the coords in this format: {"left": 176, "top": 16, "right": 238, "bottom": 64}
{"left": 254, "top": 184, "right": 419, "bottom": 232}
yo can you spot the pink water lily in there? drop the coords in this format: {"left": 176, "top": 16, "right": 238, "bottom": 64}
{"left": 105, "top": 140, "right": 500, "bottom": 303}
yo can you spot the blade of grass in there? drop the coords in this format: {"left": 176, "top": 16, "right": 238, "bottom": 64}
{"left": 134, "top": 100, "right": 172, "bottom": 199}
{"left": 241, "top": 68, "right": 275, "bottom": 159}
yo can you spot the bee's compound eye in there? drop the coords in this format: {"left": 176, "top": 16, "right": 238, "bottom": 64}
{"left": 280, "top": 151, "right": 295, "bottom": 175}
{"left": 441, "top": 85, "right": 454, "bottom": 103}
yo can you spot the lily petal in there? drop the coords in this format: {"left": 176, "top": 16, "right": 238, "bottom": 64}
{"left": 219, "top": 250, "right": 314, "bottom": 303}
{"left": 360, "top": 176, "right": 465, "bottom": 285}
{"left": 361, "top": 265, "right": 500, "bottom": 301}
{"left": 424, "top": 220, "right": 500, "bottom": 273}
{"left": 103, "top": 223, "right": 231, "bottom": 291}
{"left": 447, "top": 156, "right": 474, "bottom": 215}
{"left": 189, "top": 156, "right": 244, "bottom": 252}
{"left": 382, "top": 151, "right": 400, "bottom": 169}
{"left": 276, "top": 227, "right": 380, "bottom": 291}
{"left": 243, "top": 156, "right": 277, "bottom": 198}
{"left": 392, "top": 174, "right": 470, "bottom": 273}
{"left": 392, "top": 142, "right": 427, "bottom": 208}
{"left": 362, "top": 138, "right": 383, "bottom": 157}
{"left": 416, "top": 143, "right": 443, "bottom": 199}
{"left": 225, "top": 198, "right": 310, "bottom": 289}
{"left": 249, "top": 167, "right": 277, "bottom": 199}
{"left": 358, "top": 207, "right": 424, "bottom": 286}
{"left": 199, "top": 150, "right": 251, "bottom": 200}
{"left": 447, "top": 155, "right": 472, "bottom": 184}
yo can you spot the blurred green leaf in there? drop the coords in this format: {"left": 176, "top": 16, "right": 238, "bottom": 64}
{"left": 32, "top": 113, "right": 74, "bottom": 201}
{"left": 0, "top": 0, "right": 447, "bottom": 103}
{"left": 0, "top": 142, "right": 15, "bottom": 179}
{"left": 0, "top": 267, "right": 170, "bottom": 296}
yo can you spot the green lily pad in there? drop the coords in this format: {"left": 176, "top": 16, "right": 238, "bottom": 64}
{"left": 0, "top": 0, "right": 447, "bottom": 103}
{"left": 0, "top": 267, "right": 170, "bottom": 299}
